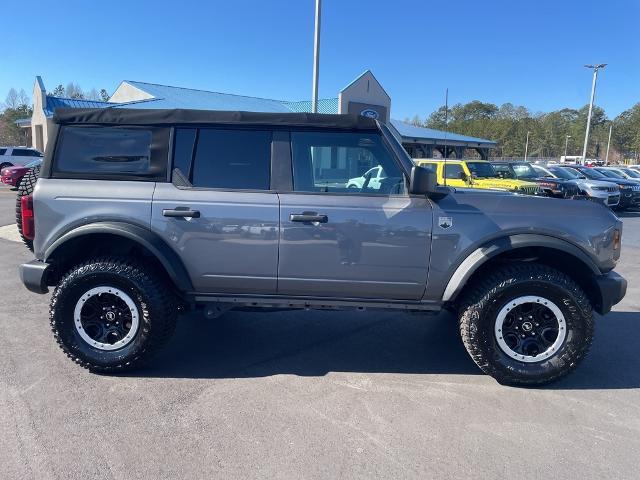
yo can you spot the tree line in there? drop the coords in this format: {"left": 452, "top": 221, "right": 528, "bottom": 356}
{"left": 0, "top": 84, "right": 110, "bottom": 146}
{"left": 405, "top": 101, "right": 640, "bottom": 161}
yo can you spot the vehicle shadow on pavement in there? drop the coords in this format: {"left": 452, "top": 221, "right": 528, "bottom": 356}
{"left": 133, "top": 309, "right": 481, "bottom": 379}
{"left": 616, "top": 210, "right": 640, "bottom": 218}
{"left": 128, "top": 309, "right": 640, "bottom": 388}
{"left": 549, "top": 311, "right": 640, "bottom": 390}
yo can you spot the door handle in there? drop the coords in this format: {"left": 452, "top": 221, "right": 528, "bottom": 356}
{"left": 163, "top": 208, "right": 201, "bottom": 218}
{"left": 290, "top": 213, "right": 328, "bottom": 223}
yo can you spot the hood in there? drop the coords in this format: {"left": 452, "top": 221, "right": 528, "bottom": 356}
{"left": 578, "top": 179, "right": 618, "bottom": 189}
{"left": 472, "top": 177, "right": 539, "bottom": 190}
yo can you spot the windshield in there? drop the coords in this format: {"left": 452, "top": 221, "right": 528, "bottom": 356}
{"left": 466, "top": 162, "right": 496, "bottom": 178}
{"left": 597, "top": 168, "right": 625, "bottom": 179}
{"left": 532, "top": 165, "right": 554, "bottom": 177}
{"left": 575, "top": 167, "right": 606, "bottom": 179}
{"left": 511, "top": 163, "right": 539, "bottom": 179}
{"left": 25, "top": 159, "right": 42, "bottom": 168}
{"left": 491, "top": 163, "right": 515, "bottom": 179}
{"left": 622, "top": 168, "right": 640, "bottom": 178}
{"left": 550, "top": 167, "right": 581, "bottom": 179}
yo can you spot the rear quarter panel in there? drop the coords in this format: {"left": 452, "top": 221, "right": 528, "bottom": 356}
{"left": 33, "top": 178, "right": 155, "bottom": 259}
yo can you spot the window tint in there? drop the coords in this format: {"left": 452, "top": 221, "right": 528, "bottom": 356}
{"left": 0, "top": 148, "right": 6, "bottom": 155}
{"left": 191, "top": 129, "right": 271, "bottom": 190}
{"left": 291, "top": 131, "right": 406, "bottom": 195}
{"left": 12, "top": 148, "right": 32, "bottom": 156}
{"left": 56, "top": 127, "right": 152, "bottom": 175}
{"left": 443, "top": 163, "right": 464, "bottom": 179}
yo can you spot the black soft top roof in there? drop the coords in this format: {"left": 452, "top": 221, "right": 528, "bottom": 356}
{"left": 53, "top": 108, "right": 380, "bottom": 130}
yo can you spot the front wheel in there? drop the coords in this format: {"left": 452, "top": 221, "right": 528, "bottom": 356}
{"left": 458, "top": 263, "right": 594, "bottom": 386}
{"left": 50, "top": 258, "right": 178, "bottom": 372}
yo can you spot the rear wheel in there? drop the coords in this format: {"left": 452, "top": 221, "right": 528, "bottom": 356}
{"left": 50, "top": 258, "right": 178, "bottom": 372}
{"left": 15, "top": 165, "right": 40, "bottom": 251}
{"left": 458, "top": 263, "right": 594, "bottom": 386}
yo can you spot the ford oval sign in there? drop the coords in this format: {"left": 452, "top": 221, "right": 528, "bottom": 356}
{"left": 360, "top": 109, "right": 380, "bottom": 119}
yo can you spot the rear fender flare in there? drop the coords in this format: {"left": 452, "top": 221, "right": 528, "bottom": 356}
{"left": 44, "top": 222, "right": 193, "bottom": 292}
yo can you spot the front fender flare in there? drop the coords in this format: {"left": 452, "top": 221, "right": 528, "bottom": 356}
{"left": 441, "top": 234, "right": 600, "bottom": 302}
{"left": 44, "top": 222, "right": 194, "bottom": 292}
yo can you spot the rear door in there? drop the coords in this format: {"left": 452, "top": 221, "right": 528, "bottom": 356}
{"left": 151, "top": 127, "right": 279, "bottom": 294}
{"left": 277, "top": 130, "right": 432, "bottom": 300}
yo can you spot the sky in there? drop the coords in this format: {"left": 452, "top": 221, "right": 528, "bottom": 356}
{"left": 1, "top": 0, "right": 638, "bottom": 120}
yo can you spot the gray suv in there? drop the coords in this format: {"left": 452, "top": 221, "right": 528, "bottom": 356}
{"left": 19, "top": 108, "right": 627, "bottom": 386}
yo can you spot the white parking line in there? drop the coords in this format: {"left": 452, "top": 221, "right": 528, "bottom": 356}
{"left": 0, "top": 224, "right": 22, "bottom": 243}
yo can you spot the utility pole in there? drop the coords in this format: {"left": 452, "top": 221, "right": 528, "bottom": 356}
{"left": 564, "top": 135, "right": 571, "bottom": 160}
{"left": 524, "top": 131, "right": 530, "bottom": 161}
{"left": 581, "top": 64, "right": 607, "bottom": 164}
{"left": 605, "top": 123, "right": 613, "bottom": 164}
{"left": 311, "top": 0, "right": 322, "bottom": 113}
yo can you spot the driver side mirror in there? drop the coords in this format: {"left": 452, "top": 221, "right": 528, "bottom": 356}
{"left": 459, "top": 171, "right": 469, "bottom": 181}
{"left": 409, "top": 166, "right": 437, "bottom": 195}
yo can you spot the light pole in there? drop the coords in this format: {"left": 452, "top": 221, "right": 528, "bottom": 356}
{"left": 605, "top": 123, "right": 613, "bottom": 164}
{"left": 581, "top": 64, "right": 607, "bottom": 164}
{"left": 524, "top": 131, "right": 530, "bottom": 161}
{"left": 311, "top": 0, "right": 322, "bottom": 113}
{"left": 564, "top": 135, "right": 571, "bottom": 160}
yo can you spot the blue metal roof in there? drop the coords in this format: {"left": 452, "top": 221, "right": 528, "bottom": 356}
{"left": 118, "top": 81, "right": 292, "bottom": 113}
{"left": 283, "top": 98, "right": 339, "bottom": 114}
{"left": 390, "top": 119, "right": 497, "bottom": 146}
{"left": 44, "top": 96, "right": 113, "bottom": 116}
{"left": 42, "top": 81, "right": 496, "bottom": 146}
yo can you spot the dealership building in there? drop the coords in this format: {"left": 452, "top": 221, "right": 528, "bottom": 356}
{"left": 23, "top": 72, "right": 497, "bottom": 157}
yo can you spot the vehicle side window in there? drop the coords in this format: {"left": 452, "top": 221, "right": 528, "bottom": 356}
{"left": 0, "top": 148, "right": 6, "bottom": 155}
{"left": 443, "top": 163, "right": 464, "bottom": 179}
{"left": 191, "top": 129, "right": 271, "bottom": 190}
{"left": 290, "top": 131, "right": 406, "bottom": 195}
{"left": 54, "top": 126, "right": 161, "bottom": 180}
{"left": 172, "top": 128, "right": 197, "bottom": 180}
{"left": 12, "top": 148, "right": 31, "bottom": 156}
{"left": 418, "top": 163, "right": 437, "bottom": 174}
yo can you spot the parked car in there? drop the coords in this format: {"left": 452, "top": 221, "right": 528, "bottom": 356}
{"left": 492, "top": 161, "right": 579, "bottom": 198}
{"left": 615, "top": 167, "right": 640, "bottom": 180}
{"left": 564, "top": 165, "right": 640, "bottom": 210}
{"left": 20, "top": 108, "right": 626, "bottom": 386}
{"left": 0, "top": 146, "right": 43, "bottom": 170}
{"left": 594, "top": 167, "right": 640, "bottom": 185}
{"left": 347, "top": 165, "right": 388, "bottom": 190}
{"left": 599, "top": 166, "right": 640, "bottom": 181}
{"left": 413, "top": 159, "right": 540, "bottom": 195}
{"left": 532, "top": 164, "right": 620, "bottom": 207}
{"left": 1, "top": 159, "right": 42, "bottom": 187}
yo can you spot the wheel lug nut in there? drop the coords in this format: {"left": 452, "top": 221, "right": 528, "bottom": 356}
{"left": 521, "top": 334, "right": 526, "bottom": 338}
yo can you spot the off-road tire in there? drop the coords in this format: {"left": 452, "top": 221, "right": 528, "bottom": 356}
{"left": 15, "top": 165, "right": 40, "bottom": 252}
{"left": 458, "top": 263, "right": 594, "bottom": 386}
{"left": 50, "top": 258, "right": 178, "bottom": 372}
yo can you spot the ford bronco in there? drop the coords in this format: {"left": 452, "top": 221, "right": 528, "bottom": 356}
{"left": 19, "top": 108, "right": 627, "bottom": 385}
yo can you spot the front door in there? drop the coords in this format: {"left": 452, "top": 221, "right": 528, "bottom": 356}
{"left": 277, "top": 130, "right": 432, "bottom": 300}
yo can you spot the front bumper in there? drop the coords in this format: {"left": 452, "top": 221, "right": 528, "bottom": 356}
{"left": 593, "top": 271, "right": 627, "bottom": 315}
{"left": 618, "top": 190, "right": 640, "bottom": 208}
{"left": 19, "top": 260, "right": 51, "bottom": 294}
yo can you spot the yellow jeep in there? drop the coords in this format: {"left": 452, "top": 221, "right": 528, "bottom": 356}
{"left": 413, "top": 159, "right": 540, "bottom": 195}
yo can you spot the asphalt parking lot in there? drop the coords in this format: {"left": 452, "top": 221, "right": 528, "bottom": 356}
{"left": 1, "top": 185, "right": 638, "bottom": 480}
